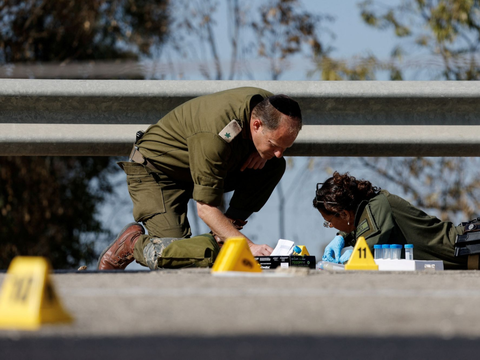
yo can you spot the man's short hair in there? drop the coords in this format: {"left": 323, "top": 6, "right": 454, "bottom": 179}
{"left": 252, "top": 94, "right": 302, "bottom": 133}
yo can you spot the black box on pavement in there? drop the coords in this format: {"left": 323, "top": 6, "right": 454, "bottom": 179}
{"left": 254, "top": 255, "right": 316, "bottom": 269}
{"left": 455, "top": 218, "right": 480, "bottom": 257}
{"left": 454, "top": 231, "right": 480, "bottom": 257}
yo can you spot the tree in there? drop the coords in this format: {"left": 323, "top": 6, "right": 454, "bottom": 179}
{"left": 0, "top": 157, "right": 118, "bottom": 269}
{"left": 359, "top": 0, "right": 480, "bottom": 80}
{"left": 357, "top": 0, "right": 480, "bottom": 221}
{"left": 0, "top": 0, "right": 169, "bottom": 65}
{"left": 310, "top": 0, "right": 480, "bottom": 223}
{"left": 311, "top": 0, "right": 480, "bottom": 80}
{"left": 0, "top": 0, "right": 170, "bottom": 269}
{"left": 250, "top": 0, "right": 325, "bottom": 80}
{"left": 146, "top": 0, "right": 332, "bottom": 81}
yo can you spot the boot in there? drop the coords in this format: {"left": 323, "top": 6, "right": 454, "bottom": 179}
{"left": 97, "top": 223, "right": 145, "bottom": 270}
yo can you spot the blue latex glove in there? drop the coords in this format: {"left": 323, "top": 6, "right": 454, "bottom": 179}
{"left": 339, "top": 249, "right": 353, "bottom": 264}
{"left": 322, "top": 235, "right": 345, "bottom": 263}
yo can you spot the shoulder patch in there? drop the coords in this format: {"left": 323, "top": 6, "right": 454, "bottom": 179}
{"left": 356, "top": 219, "right": 370, "bottom": 237}
{"left": 219, "top": 120, "right": 242, "bottom": 143}
{"left": 355, "top": 204, "right": 380, "bottom": 240}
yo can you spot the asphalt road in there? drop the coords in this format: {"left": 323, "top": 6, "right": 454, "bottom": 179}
{"left": 2, "top": 268, "right": 480, "bottom": 359}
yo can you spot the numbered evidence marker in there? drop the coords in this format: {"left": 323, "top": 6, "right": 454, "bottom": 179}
{"left": 0, "top": 256, "right": 73, "bottom": 330}
{"left": 345, "top": 236, "right": 379, "bottom": 271}
{"left": 211, "top": 237, "right": 262, "bottom": 273}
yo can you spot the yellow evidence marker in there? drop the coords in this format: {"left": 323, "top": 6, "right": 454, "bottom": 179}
{"left": 292, "top": 245, "right": 310, "bottom": 256}
{"left": 0, "top": 256, "right": 73, "bottom": 330}
{"left": 211, "top": 237, "right": 262, "bottom": 273}
{"left": 345, "top": 236, "right": 379, "bottom": 271}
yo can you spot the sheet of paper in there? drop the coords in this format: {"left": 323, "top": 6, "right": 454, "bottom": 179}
{"left": 270, "top": 239, "right": 295, "bottom": 256}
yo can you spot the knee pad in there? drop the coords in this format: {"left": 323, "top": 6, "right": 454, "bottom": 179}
{"left": 143, "top": 237, "right": 178, "bottom": 270}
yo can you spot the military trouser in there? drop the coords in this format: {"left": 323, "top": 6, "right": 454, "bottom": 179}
{"left": 118, "top": 157, "right": 285, "bottom": 268}
{"left": 141, "top": 233, "right": 221, "bottom": 269}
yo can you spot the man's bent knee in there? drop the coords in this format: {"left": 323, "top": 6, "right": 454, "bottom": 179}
{"left": 143, "top": 237, "right": 179, "bottom": 270}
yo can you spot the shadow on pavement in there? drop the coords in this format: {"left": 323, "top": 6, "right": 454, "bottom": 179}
{"left": 2, "top": 335, "right": 478, "bottom": 360}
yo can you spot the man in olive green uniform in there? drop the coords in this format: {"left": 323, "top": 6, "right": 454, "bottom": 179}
{"left": 98, "top": 87, "right": 302, "bottom": 270}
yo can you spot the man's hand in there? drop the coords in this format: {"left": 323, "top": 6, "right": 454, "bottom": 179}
{"left": 249, "top": 243, "right": 273, "bottom": 256}
{"left": 197, "top": 202, "right": 271, "bottom": 254}
{"left": 211, "top": 217, "right": 247, "bottom": 245}
{"left": 240, "top": 151, "right": 268, "bottom": 171}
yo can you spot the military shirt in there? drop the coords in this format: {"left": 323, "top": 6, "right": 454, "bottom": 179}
{"left": 341, "top": 190, "right": 467, "bottom": 269}
{"left": 137, "top": 87, "right": 273, "bottom": 207}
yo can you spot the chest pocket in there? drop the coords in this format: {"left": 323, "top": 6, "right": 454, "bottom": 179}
{"left": 356, "top": 204, "right": 381, "bottom": 240}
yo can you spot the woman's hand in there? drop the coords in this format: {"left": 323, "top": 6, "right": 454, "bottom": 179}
{"left": 339, "top": 249, "right": 353, "bottom": 264}
{"left": 322, "top": 235, "right": 345, "bottom": 263}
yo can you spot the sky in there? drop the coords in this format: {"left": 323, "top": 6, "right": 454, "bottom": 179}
{"left": 139, "top": 0, "right": 400, "bottom": 81}
{"left": 313, "top": 0, "right": 393, "bottom": 58}
{"left": 307, "top": 0, "right": 400, "bottom": 76}
{"left": 97, "top": 0, "right": 403, "bottom": 270}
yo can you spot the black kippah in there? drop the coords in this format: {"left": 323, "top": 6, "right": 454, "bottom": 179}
{"left": 268, "top": 95, "right": 302, "bottom": 119}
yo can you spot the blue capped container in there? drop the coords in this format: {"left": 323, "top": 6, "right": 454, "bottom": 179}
{"left": 404, "top": 244, "right": 414, "bottom": 260}
{"left": 390, "top": 244, "right": 402, "bottom": 260}
{"left": 373, "top": 244, "right": 383, "bottom": 260}
{"left": 381, "top": 244, "right": 390, "bottom": 259}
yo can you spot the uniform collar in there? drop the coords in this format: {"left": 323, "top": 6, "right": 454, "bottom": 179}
{"left": 354, "top": 200, "right": 369, "bottom": 227}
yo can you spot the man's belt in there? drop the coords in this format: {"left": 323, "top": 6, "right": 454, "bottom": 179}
{"left": 129, "top": 145, "right": 158, "bottom": 171}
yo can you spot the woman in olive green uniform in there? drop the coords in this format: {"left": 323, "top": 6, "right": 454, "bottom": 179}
{"left": 313, "top": 172, "right": 467, "bottom": 269}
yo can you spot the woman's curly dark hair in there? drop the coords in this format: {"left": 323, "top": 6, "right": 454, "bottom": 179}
{"left": 313, "top": 171, "right": 380, "bottom": 215}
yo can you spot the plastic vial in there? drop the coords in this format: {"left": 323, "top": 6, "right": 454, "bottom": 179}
{"left": 391, "top": 244, "right": 402, "bottom": 260}
{"left": 374, "top": 244, "right": 382, "bottom": 260}
{"left": 382, "top": 244, "right": 390, "bottom": 259}
{"left": 404, "top": 244, "right": 414, "bottom": 260}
